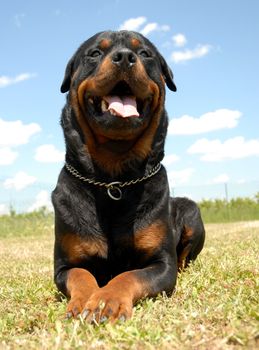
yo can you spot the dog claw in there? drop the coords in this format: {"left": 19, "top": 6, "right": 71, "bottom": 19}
{"left": 82, "top": 309, "right": 90, "bottom": 320}
{"left": 118, "top": 314, "right": 126, "bottom": 323}
{"left": 100, "top": 316, "right": 108, "bottom": 323}
{"left": 65, "top": 312, "right": 73, "bottom": 319}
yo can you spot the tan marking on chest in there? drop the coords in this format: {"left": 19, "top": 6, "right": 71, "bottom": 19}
{"left": 134, "top": 221, "right": 166, "bottom": 255}
{"left": 61, "top": 234, "right": 108, "bottom": 264}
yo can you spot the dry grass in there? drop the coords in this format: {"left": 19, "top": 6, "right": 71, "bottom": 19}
{"left": 0, "top": 217, "right": 258, "bottom": 349}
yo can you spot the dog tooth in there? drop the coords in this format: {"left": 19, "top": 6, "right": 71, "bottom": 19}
{"left": 101, "top": 100, "right": 108, "bottom": 112}
{"left": 110, "top": 109, "right": 117, "bottom": 116}
{"left": 89, "top": 98, "right": 94, "bottom": 104}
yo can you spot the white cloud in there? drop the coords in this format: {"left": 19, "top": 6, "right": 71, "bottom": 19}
{"left": 0, "top": 73, "right": 36, "bottom": 88}
{"left": 172, "top": 33, "right": 187, "bottom": 47}
{"left": 0, "top": 147, "right": 18, "bottom": 165}
{"left": 167, "top": 168, "right": 194, "bottom": 187}
{"left": 0, "top": 118, "right": 41, "bottom": 146}
{"left": 171, "top": 44, "right": 212, "bottom": 63}
{"left": 3, "top": 171, "right": 36, "bottom": 191}
{"left": 141, "top": 23, "right": 170, "bottom": 36}
{"left": 0, "top": 204, "right": 9, "bottom": 216}
{"left": 27, "top": 190, "right": 53, "bottom": 212}
{"left": 0, "top": 118, "right": 41, "bottom": 167}
{"left": 119, "top": 17, "right": 170, "bottom": 36}
{"left": 35, "top": 144, "right": 65, "bottom": 163}
{"left": 140, "top": 23, "right": 158, "bottom": 36}
{"left": 162, "top": 154, "right": 180, "bottom": 167}
{"left": 211, "top": 174, "right": 230, "bottom": 184}
{"left": 168, "top": 109, "right": 242, "bottom": 135}
{"left": 119, "top": 17, "right": 147, "bottom": 31}
{"left": 188, "top": 136, "right": 259, "bottom": 162}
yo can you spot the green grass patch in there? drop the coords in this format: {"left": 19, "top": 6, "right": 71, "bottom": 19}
{"left": 199, "top": 195, "right": 259, "bottom": 223}
{"left": 0, "top": 216, "right": 258, "bottom": 349}
{"left": 0, "top": 210, "right": 53, "bottom": 238}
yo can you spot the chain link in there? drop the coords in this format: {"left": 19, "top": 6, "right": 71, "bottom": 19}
{"left": 65, "top": 162, "right": 161, "bottom": 195}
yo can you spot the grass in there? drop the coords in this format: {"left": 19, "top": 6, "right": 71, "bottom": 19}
{"left": 0, "top": 215, "right": 258, "bottom": 349}
{"left": 199, "top": 196, "right": 259, "bottom": 223}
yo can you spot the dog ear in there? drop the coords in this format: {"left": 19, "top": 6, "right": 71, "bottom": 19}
{"left": 60, "top": 56, "right": 75, "bottom": 93}
{"left": 159, "top": 54, "right": 177, "bottom": 92}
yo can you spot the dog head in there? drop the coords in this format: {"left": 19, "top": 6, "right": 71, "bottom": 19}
{"left": 61, "top": 31, "right": 176, "bottom": 175}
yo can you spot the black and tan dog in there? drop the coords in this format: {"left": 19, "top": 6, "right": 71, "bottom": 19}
{"left": 52, "top": 30, "right": 205, "bottom": 323}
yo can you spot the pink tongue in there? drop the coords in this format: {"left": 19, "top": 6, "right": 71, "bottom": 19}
{"left": 104, "top": 96, "right": 139, "bottom": 118}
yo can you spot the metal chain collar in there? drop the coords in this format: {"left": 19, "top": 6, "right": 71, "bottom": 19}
{"left": 65, "top": 162, "right": 162, "bottom": 201}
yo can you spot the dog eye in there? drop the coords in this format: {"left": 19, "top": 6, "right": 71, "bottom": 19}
{"left": 89, "top": 49, "right": 102, "bottom": 58}
{"left": 139, "top": 49, "right": 151, "bottom": 58}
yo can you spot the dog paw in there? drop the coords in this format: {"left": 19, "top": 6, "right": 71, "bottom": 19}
{"left": 81, "top": 288, "right": 133, "bottom": 324}
{"left": 66, "top": 297, "right": 85, "bottom": 318}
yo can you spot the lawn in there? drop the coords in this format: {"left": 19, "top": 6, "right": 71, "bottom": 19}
{"left": 0, "top": 215, "right": 258, "bottom": 349}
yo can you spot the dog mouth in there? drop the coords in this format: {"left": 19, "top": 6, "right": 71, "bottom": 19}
{"left": 85, "top": 81, "right": 150, "bottom": 120}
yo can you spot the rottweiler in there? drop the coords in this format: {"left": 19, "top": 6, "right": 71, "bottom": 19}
{"left": 52, "top": 30, "right": 205, "bottom": 323}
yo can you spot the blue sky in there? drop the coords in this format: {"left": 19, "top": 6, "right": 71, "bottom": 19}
{"left": 0, "top": 0, "right": 259, "bottom": 213}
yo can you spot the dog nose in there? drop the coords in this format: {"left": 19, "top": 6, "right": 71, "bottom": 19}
{"left": 112, "top": 48, "right": 136, "bottom": 68}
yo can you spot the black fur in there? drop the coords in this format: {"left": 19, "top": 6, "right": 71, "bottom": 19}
{"left": 52, "top": 31, "right": 205, "bottom": 320}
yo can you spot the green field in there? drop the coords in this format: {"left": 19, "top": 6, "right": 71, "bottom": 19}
{"left": 0, "top": 213, "right": 258, "bottom": 349}
{"left": 199, "top": 195, "right": 259, "bottom": 223}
